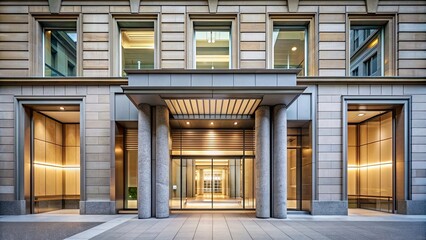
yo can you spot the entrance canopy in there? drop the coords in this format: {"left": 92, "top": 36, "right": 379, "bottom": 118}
{"left": 123, "top": 69, "right": 306, "bottom": 119}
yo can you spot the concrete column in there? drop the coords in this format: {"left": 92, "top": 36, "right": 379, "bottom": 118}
{"left": 199, "top": 169, "right": 204, "bottom": 195}
{"left": 273, "top": 105, "right": 287, "bottom": 219}
{"left": 255, "top": 106, "right": 270, "bottom": 218}
{"left": 155, "top": 106, "right": 170, "bottom": 218}
{"left": 138, "top": 104, "right": 151, "bottom": 219}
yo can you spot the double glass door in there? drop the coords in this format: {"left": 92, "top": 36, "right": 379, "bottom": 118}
{"left": 170, "top": 157, "right": 255, "bottom": 209}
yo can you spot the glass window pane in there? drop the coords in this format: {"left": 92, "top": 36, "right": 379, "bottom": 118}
{"left": 44, "top": 30, "right": 77, "bottom": 77}
{"left": 121, "top": 30, "right": 155, "bottom": 75}
{"left": 273, "top": 27, "right": 306, "bottom": 75}
{"left": 350, "top": 26, "right": 381, "bottom": 77}
{"left": 195, "top": 30, "right": 230, "bottom": 69}
{"left": 125, "top": 150, "right": 138, "bottom": 209}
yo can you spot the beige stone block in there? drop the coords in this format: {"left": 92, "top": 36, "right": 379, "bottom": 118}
{"left": 319, "top": 14, "right": 345, "bottom": 23}
{"left": 162, "top": 32, "right": 185, "bottom": 41}
{"left": 83, "top": 14, "right": 109, "bottom": 23}
{"left": 0, "top": 6, "right": 28, "bottom": 13}
{"left": 83, "top": 23, "right": 109, "bottom": 33}
{"left": 399, "top": 6, "right": 426, "bottom": 14}
{"left": 217, "top": 6, "right": 239, "bottom": 12}
{"left": 319, "top": 23, "right": 345, "bottom": 32}
{"left": 266, "top": 5, "right": 288, "bottom": 13}
{"left": 0, "top": 23, "right": 28, "bottom": 33}
{"left": 240, "top": 23, "right": 265, "bottom": 32}
{"left": 82, "top": 6, "right": 109, "bottom": 13}
{"left": 186, "top": 6, "right": 209, "bottom": 13}
{"left": 83, "top": 69, "right": 109, "bottom": 77}
{"left": 0, "top": 60, "right": 29, "bottom": 69}
{"left": 82, "top": 32, "right": 109, "bottom": 42}
{"left": 109, "top": 6, "right": 131, "bottom": 13}
{"left": 0, "top": 14, "right": 28, "bottom": 23}
{"left": 240, "top": 6, "right": 266, "bottom": 13}
{"left": 29, "top": 6, "right": 49, "bottom": 13}
{"left": 161, "top": 23, "right": 185, "bottom": 32}
{"left": 0, "top": 51, "right": 28, "bottom": 60}
{"left": 399, "top": 69, "right": 426, "bottom": 77}
{"left": 83, "top": 60, "right": 109, "bottom": 70}
{"left": 0, "top": 69, "right": 28, "bottom": 77}
{"left": 162, "top": 14, "right": 185, "bottom": 23}
{"left": 319, "top": 51, "right": 345, "bottom": 60}
{"left": 240, "top": 14, "right": 265, "bottom": 23}
{"left": 60, "top": 6, "right": 81, "bottom": 13}
{"left": 319, "top": 6, "right": 345, "bottom": 13}
{"left": 399, "top": 14, "right": 426, "bottom": 23}
{"left": 319, "top": 60, "right": 346, "bottom": 69}
{"left": 241, "top": 51, "right": 265, "bottom": 60}
{"left": 319, "top": 32, "right": 345, "bottom": 42}
{"left": 83, "top": 42, "right": 109, "bottom": 51}
{"left": 240, "top": 42, "right": 265, "bottom": 51}
{"left": 139, "top": 6, "right": 161, "bottom": 13}
{"left": 162, "top": 6, "right": 185, "bottom": 13}
{"left": 161, "top": 60, "right": 185, "bottom": 69}
{"left": 399, "top": 42, "right": 426, "bottom": 50}
{"left": 240, "top": 60, "right": 265, "bottom": 69}
{"left": 0, "top": 32, "right": 28, "bottom": 42}
{"left": 161, "top": 50, "right": 185, "bottom": 60}
{"left": 399, "top": 60, "right": 426, "bottom": 69}
{"left": 83, "top": 51, "right": 109, "bottom": 60}
{"left": 399, "top": 33, "right": 426, "bottom": 41}
{"left": 0, "top": 42, "right": 28, "bottom": 51}
{"left": 319, "top": 42, "right": 345, "bottom": 50}
{"left": 241, "top": 32, "right": 265, "bottom": 42}
{"left": 319, "top": 69, "right": 346, "bottom": 76}
{"left": 161, "top": 41, "right": 185, "bottom": 50}
{"left": 298, "top": 6, "right": 319, "bottom": 12}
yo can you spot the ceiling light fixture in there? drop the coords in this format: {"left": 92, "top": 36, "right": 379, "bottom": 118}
{"left": 210, "top": 122, "right": 214, "bottom": 125}
{"left": 186, "top": 121, "right": 190, "bottom": 125}
{"left": 291, "top": 46, "right": 297, "bottom": 51}
{"left": 234, "top": 122, "right": 238, "bottom": 125}
{"left": 59, "top": 107, "right": 65, "bottom": 110}
{"left": 357, "top": 113, "right": 365, "bottom": 117}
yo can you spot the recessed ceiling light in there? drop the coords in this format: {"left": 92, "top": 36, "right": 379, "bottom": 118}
{"left": 210, "top": 122, "right": 214, "bottom": 125}
{"left": 291, "top": 46, "right": 297, "bottom": 51}
{"left": 234, "top": 122, "right": 238, "bottom": 125}
{"left": 186, "top": 121, "right": 190, "bottom": 125}
{"left": 59, "top": 107, "right": 65, "bottom": 110}
{"left": 357, "top": 113, "right": 365, "bottom": 117}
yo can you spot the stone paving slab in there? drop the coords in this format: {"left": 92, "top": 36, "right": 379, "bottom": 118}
{"left": 90, "top": 212, "right": 426, "bottom": 240}
{"left": 0, "top": 222, "right": 102, "bottom": 240}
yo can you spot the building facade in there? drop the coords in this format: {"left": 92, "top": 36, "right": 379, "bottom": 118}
{"left": 0, "top": 0, "right": 425, "bottom": 218}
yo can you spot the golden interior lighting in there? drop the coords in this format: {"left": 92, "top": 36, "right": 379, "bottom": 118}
{"left": 368, "top": 38, "right": 379, "bottom": 48}
{"left": 348, "top": 161, "right": 392, "bottom": 170}
{"left": 34, "top": 161, "right": 80, "bottom": 169}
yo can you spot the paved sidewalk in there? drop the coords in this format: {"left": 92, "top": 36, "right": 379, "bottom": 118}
{"left": 0, "top": 209, "right": 425, "bottom": 240}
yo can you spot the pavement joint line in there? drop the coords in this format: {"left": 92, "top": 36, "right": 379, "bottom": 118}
{"left": 64, "top": 214, "right": 136, "bottom": 240}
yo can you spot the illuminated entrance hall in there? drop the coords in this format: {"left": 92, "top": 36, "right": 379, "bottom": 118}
{"left": 170, "top": 128, "right": 255, "bottom": 210}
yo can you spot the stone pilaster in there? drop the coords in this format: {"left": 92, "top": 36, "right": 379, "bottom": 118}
{"left": 273, "top": 105, "right": 287, "bottom": 219}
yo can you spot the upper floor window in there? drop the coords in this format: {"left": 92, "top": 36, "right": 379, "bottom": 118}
{"left": 44, "top": 27, "right": 77, "bottom": 77}
{"left": 119, "top": 22, "right": 155, "bottom": 76}
{"left": 273, "top": 26, "right": 307, "bottom": 76}
{"left": 350, "top": 26, "right": 383, "bottom": 76}
{"left": 194, "top": 22, "right": 231, "bottom": 69}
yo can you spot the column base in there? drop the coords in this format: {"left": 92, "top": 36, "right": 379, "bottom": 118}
{"left": 80, "top": 201, "right": 116, "bottom": 215}
{"left": 397, "top": 200, "right": 426, "bottom": 215}
{"left": 0, "top": 200, "right": 26, "bottom": 215}
{"left": 311, "top": 200, "right": 348, "bottom": 215}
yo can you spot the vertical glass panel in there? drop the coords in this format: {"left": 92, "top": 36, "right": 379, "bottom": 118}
{"left": 350, "top": 26, "right": 381, "bottom": 77}
{"left": 273, "top": 27, "right": 306, "bottom": 75}
{"left": 213, "top": 159, "right": 243, "bottom": 209}
{"left": 170, "top": 158, "right": 181, "bottom": 209}
{"left": 195, "top": 29, "right": 230, "bottom": 69}
{"left": 244, "top": 158, "right": 255, "bottom": 209}
{"left": 287, "top": 149, "right": 298, "bottom": 209}
{"left": 125, "top": 150, "right": 138, "bottom": 209}
{"left": 121, "top": 30, "right": 155, "bottom": 75}
{"left": 44, "top": 29, "right": 77, "bottom": 77}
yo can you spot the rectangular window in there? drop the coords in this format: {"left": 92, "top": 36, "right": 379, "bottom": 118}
{"left": 350, "top": 25, "right": 382, "bottom": 76}
{"left": 44, "top": 29, "right": 77, "bottom": 77}
{"left": 119, "top": 22, "right": 155, "bottom": 76}
{"left": 194, "top": 22, "right": 231, "bottom": 69}
{"left": 273, "top": 26, "right": 307, "bottom": 76}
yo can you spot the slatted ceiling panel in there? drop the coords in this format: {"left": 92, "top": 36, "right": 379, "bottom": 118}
{"left": 172, "top": 129, "right": 255, "bottom": 152}
{"left": 164, "top": 99, "right": 261, "bottom": 119}
{"left": 125, "top": 129, "right": 138, "bottom": 151}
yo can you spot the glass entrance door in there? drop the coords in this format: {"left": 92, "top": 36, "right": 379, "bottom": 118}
{"left": 170, "top": 157, "right": 254, "bottom": 210}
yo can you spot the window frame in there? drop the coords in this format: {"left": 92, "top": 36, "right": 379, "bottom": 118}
{"left": 271, "top": 25, "right": 308, "bottom": 75}
{"left": 31, "top": 16, "right": 81, "bottom": 77}
{"left": 187, "top": 15, "right": 238, "bottom": 69}
{"left": 267, "top": 15, "right": 316, "bottom": 76}
{"left": 42, "top": 27, "right": 78, "bottom": 77}
{"left": 347, "top": 15, "right": 396, "bottom": 77}
{"left": 193, "top": 24, "right": 232, "bottom": 70}
{"left": 112, "top": 16, "right": 159, "bottom": 76}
